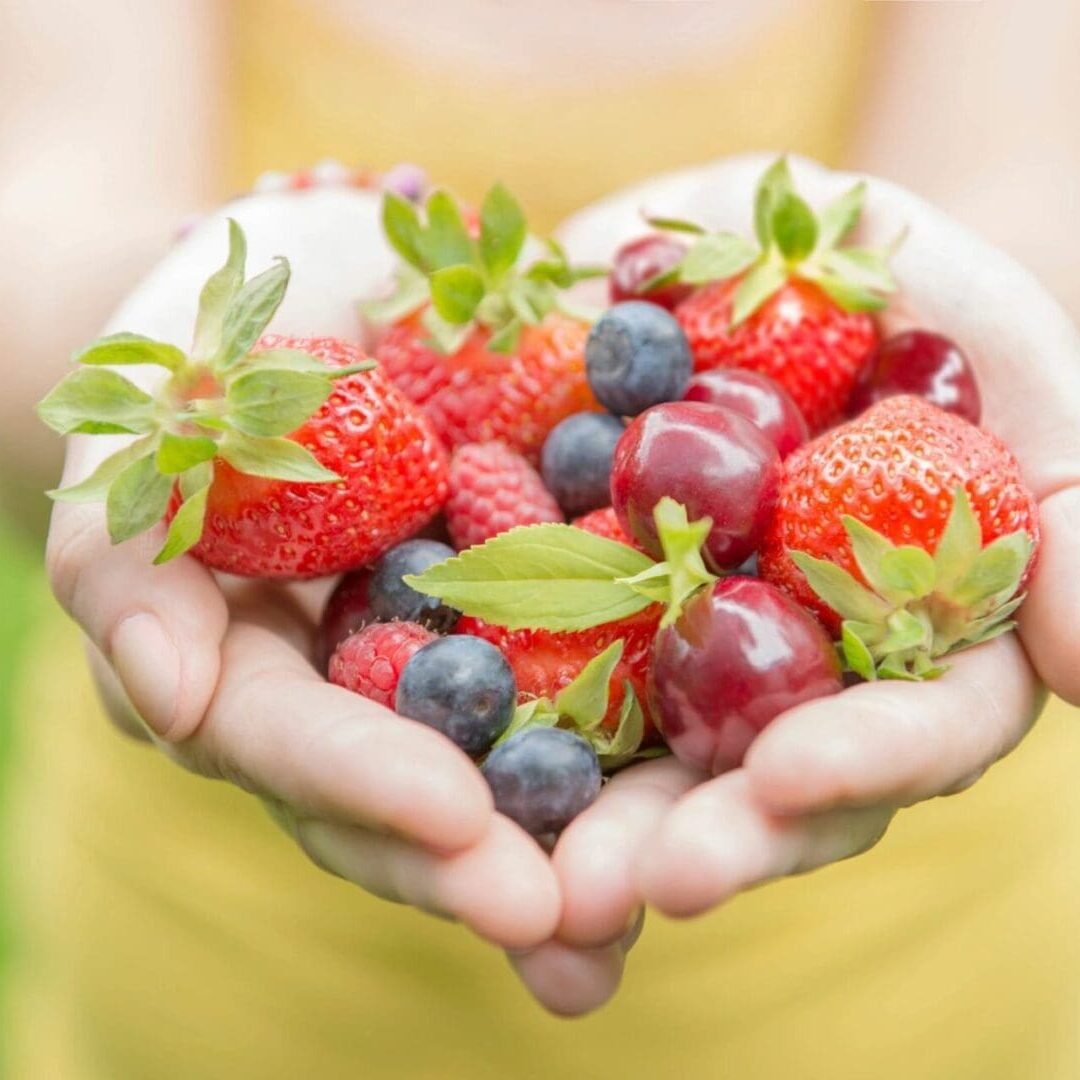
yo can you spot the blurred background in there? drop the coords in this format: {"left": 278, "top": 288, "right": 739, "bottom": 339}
{"left": 2, "top": 1, "right": 1080, "bottom": 1075}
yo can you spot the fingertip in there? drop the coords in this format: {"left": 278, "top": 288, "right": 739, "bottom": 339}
{"left": 508, "top": 940, "right": 625, "bottom": 1018}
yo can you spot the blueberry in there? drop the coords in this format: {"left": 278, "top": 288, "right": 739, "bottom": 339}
{"left": 395, "top": 636, "right": 516, "bottom": 755}
{"left": 481, "top": 727, "right": 601, "bottom": 837}
{"left": 585, "top": 300, "right": 693, "bottom": 416}
{"left": 540, "top": 412, "right": 625, "bottom": 517}
{"left": 369, "top": 539, "right": 460, "bottom": 633}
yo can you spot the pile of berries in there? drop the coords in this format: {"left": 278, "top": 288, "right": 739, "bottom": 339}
{"left": 39, "top": 160, "right": 1038, "bottom": 838}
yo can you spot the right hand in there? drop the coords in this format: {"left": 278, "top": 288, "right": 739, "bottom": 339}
{"left": 44, "top": 185, "right": 561, "bottom": 953}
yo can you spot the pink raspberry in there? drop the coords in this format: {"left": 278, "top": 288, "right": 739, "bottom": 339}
{"left": 328, "top": 622, "right": 436, "bottom": 708}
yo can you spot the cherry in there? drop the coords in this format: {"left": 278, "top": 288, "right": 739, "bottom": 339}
{"left": 316, "top": 571, "right": 372, "bottom": 674}
{"left": 848, "top": 329, "right": 981, "bottom": 423}
{"left": 683, "top": 368, "right": 808, "bottom": 459}
{"left": 610, "top": 234, "right": 693, "bottom": 312}
{"left": 611, "top": 401, "right": 780, "bottom": 571}
{"left": 649, "top": 576, "right": 843, "bottom": 773}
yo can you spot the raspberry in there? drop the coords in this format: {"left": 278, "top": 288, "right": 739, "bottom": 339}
{"left": 328, "top": 622, "right": 436, "bottom": 708}
{"left": 446, "top": 442, "right": 563, "bottom": 550}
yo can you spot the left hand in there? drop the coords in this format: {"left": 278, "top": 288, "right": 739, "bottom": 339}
{"left": 508, "top": 154, "right": 1080, "bottom": 1015}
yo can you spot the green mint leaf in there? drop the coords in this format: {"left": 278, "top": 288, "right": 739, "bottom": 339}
{"left": 816, "top": 181, "right": 865, "bottom": 249}
{"left": 479, "top": 182, "right": 527, "bottom": 280}
{"left": 596, "top": 683, "right": 646, "bottom": 767}
{"left": 226, "top": 369, "right": 332, "bottom": 437}
{"left": 790, "top": 549, "right": 891, "bottom": 624}
{"left": 429, "top": 264, "right": 485, "bottom": 325}
{"left": 419, "top": 190, "right": 474, "bottom": 271}
{"left": 753, "top": 157, "right": 793, "bottom": 249}
{"left": 404, "top": 523, "right": 657, "bottom": 632}
{"left": 106, "top": 454, "right": 173, "bottom": 544}
{"left": 679, "top": 234, "right": 759, "bottom": 285}
{"left": 818, "top": 247, "right": 896, "bottom": 294}
{"left": 155, "top": 433, "right": 218, "bottom": 475}
{"left": 645, "top": 216, "right": 706, "bottom": 236}
{"left": 73, "top": 331, "right": 187, "bottom": 374}
{"left": 192, "top": 219, "right": 247, "bottom": 358}
{"left": 382, "top": 192, "right": 426, "bottom": 270}
{"left": 358, "top": 263, "right": 430, "bottom": 326}
{"left": 216, "top": 257, "right": 290, "bottom": 369}
{"left": 37, "top": 367, "right": 157, "bottom": 436}
{"left": 554, "top": 640, "right": 624, "bottom": 733}
{"left": 47, "top": 435, "right": 158, "bottom": 503}
{"left": 422, "top": 307, "right": 472, "bottom": 354}
{"left": 840, "top": 623, "right": 877, "bottom": 681}
{"left": 218, "top": 431, "right": 340, "bottom": 483}
{"left": 486, "top": 317, "right": 523, "bottom": 355}
{"left": 771, "top": 192, "right": 818, "bottom": 262}
{"left": 933, "top": 487, "right": 981, "bottom": 590}
{"left": 730, "top": 260, "right": 787, "bottom": 328}
{"left": 153, "top": 466, "right": 212, "bottom": 563}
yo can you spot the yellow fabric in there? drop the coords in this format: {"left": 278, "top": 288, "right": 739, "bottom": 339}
{"left": 8, "top": 3, "right": 1080, "bottom": 1077}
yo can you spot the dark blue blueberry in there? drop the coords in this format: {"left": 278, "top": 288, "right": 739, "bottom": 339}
{"left": 735, "top": 552, "right": 759, "bottom": 577}
{"left": 540, "top": 412, "right": 625, "bottom": 517}
{"left": 395, "top": 636, "right": 516, "bottom": 755}
{"left": 481, "top": 727, "right": 601, "bottom": 837}
{"left": 369, "top": 539, "right": 460, "bottom": 633}
{"left": 585, "top": 300, "right": 693, "bottom": 416}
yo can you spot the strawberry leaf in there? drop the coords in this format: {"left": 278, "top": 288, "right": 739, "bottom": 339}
{"left": 218, "top": 431, "right": 340, "bottom": 483}
{"left": 595, "top": 683, "right": 646, "bottom": 768}
{"left": 156, "top": 433, "right": 217, "bottom": 475}
{"left": 153, "top": 464, "right": 212, "bottom": 563}
{"left": 225, "top": 369, "right": 333, "bottom": 437}
{"left": 554, "top": 640, "right": 624, "bottom": 733}
{"left": 790, "top": 550, "right": 892, "bottom": 623}
{"left": 419, "top": 191, "right": 474, "bottom": 271}
{"left": 646, "top": 216, "right": 706, "bottom": 236}
{"left": 816, "top": 181, "right": 866, "bottom": 249}
{"left": 73, "top": 332, "right": 187, "bottom": 373}
{"left": 47, "top": 435, "right": 159, "bottom": 503}
{"left": 429, "top": 264, "right": 485, "bottom": 325}
{"left": 933, "top": 487, "right": 982, "bottom": 590}
{"left": 216, "top": 257, "right": 290, "bottom": 369}
{"left": 358, "top": 264, "right": 430, "bottom": 326}
{"left": 382, "top": 193, "right": 426, "bottom": 270}
{"left": 486, "top": 317, "right": 523, "bottom": 355}
{"left": 106, "top": 454, "right": 173, "bottom": 544}
{"left": 753, "top": 157, "right": 794, "bottom": 250}
{"left": 771, "top": 192, "right": 818, "bottom": 261}
{"left": 37, "top": 368, "right": 156, "bottom": 436}
{"left": 479, "top": 182, "right": 527, "bottom": 281}
{"left": 193, "top": 218, "right": 247, "bottom": 359}
{"left": 245, "top": 348, "right": 373, "bottom": 377}
{"left": 679, "top": 233, "right": 758, "bottom": 286}
{"left": 730, "top": 261, "right": 786, "bottom": 328}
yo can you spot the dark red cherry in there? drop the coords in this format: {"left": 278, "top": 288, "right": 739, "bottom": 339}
{"left": 848, "top": 329, "right": 981, "bottom": 423}
{"left": 610, "top": 234, "right": 693, "bottom": 312}
{"left": 683, "top": 368, "right": 808, "bottom": 459}
{"left": 649, "top": 576, "right": 843, "bottom": 773}
{"left": 316, "top": 571, "right": 373, "bottom": 674}
{"left": 610, "top": 401, "right": 780, "bottom": 571}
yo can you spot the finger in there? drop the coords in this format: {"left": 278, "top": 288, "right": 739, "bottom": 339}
{"left": 46, "top": 501, "right": 228, "bottom": 741}
{"left": 290, "top": 814, "right": 560, "bottom": 951}
{"left": 637, "top": 771, "right": 893, "bottom": 919}
{"left": 552, "top": 756, "right": 701, "bottom": 947}
{"left": 178, "top": 618, "right": 493, "bottom": 852}
{"left": 745, "top": 636, "right": 1042, "bottom": 817}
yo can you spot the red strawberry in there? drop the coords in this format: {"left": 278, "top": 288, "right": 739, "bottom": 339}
{"left": 364, "top": 183, "right": 603, "bottom": 461}
{"left": 329, "top": 621, "right": 436, "bottom": 708}
{"left": 676, "top": 278, "right": 876, "bottom": 432}
{"left": 571, "top": 506, "right": 643, "bottom": 549}
{"left": 446, "top": 441, "right": 562, "bottom": 550}
{"left": 657, "top": 157, "right": 897, "bottom": 432}
{"left": 38, "top": 221, "right": 448, "bottom": 578}
{"left": 759, "top": 395, "right": 1039, "bottom": 679}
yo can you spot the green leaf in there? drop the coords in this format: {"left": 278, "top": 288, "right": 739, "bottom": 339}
{"left": 47, "top": 435, "right": 159, "bottom": 503}
{"left": 192, "top": 219, "right": 247, "bottom": 358}
{"left": 730, "top": 260, "right": 787, "bottom": 328}
{"left": 429, "top": 264, "right": 485, "bottom": 325}
{"left": 818, "top": 247, "right": 896, "bottom": 294}
{"left": 216, "top": 257, "right": 290, "bottom": 369}
{"left": 155, "top": 433, "right": 218, "bottom": 474}
{"left": 933, "top": 487, "right": 982, "bottom": 590}
{"left": 37, "top": 367, "right": 156, "bottom": 436}
{"left": 554, "top": 640, "right": 624, "bottom": 732}
{"left": 841, "top": 623, "right": 877, "bottom": 681}
{"left": 879, "top": 608, "right": 931, "bottom": 653}
{"left": 382, "top": 192, "right": 425, "bottom": 269}
{"left": 953, "top": 531, "right": 1033, "bottom": 608}
{"left": 243, "top": 348, "right": 369, "bottom": 377}
{"left": 495, "top": 698, "right": 560, "bottom": 746}
{"left": 645, "top": 216, "right": 706, "bottom": 236}
{"left": 842, "top": 517, "right": 904, "bottom": 601}
{"left": 790, "top": 550, "right": 891, "bottom": 624}
{"left": 226, "top": 369, "right": 333, "bottom": 437}
{"left": 404, "top": 523, "right": 658, "bottom": 632}
{"left": 73, "top": 331, "right": 187, "bottom": 374}
{"left": 486, "top": 317, "right": 523, "bottom": 356}
{"left": 421, "top": 307, "right": 472, "bottom": 354}
{"left": 753, "top": 157, "right": 793, "bottom": 249}
{"left": 105, "top": 454, "right": 173, "bottom": 544}
{"left": 816, "top": 181, "right": 865, "bottom": 249}
{"left": 506, "top": 280, "right": 543, "bottom": 326}
{"left": 596, "top": 683, "right": 646, "bottom": 768}
{"left": 419, "top": 190, "right": 474, "bottom": 271}
{"left": 153, "top": 464, "right": 212, "bottom": 563}
{"left": 879, "top": 546, "right": 937, "bottom": 599}
{"left": 771, "top": 192, "right": 818, "bottom": 261}
{"left": 479, "top": 182, "right": 527, "bottom": 280}
{"left": 218, "top": 431, "right": 340, "bottom": 483}
{"left": 801, "top": 269, "right": 888, "bottom": 313}
{"left": 679, "top": 234, "right": 759, "bottom": 285}
{"left": 357, "top": 263, "right": 430, "bottom": 326}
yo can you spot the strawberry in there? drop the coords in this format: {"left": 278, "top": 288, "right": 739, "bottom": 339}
{"left": 759, "top": 395, "right": 1039, "bottom": 679}
{"left": 446, "top": 441, "right": 562, "bottom": 550}
{"left": 38, "top": 221, "right": 448, "bottom": 577}
{"left": 363, "top": 183, "right": 603, "bottom": 460}
{"left": 329, "top": 621, "right": 436, "bottom": 708}
{"left": 570, "top": 506, "right": 642, "bottom": 548}
{"left": 654, "top": 157, "right": 897, "bottom": 431}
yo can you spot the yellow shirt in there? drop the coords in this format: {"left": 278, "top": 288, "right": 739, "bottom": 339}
{"left": 7, "top": 4, "right": 1080, "bottom": 1077}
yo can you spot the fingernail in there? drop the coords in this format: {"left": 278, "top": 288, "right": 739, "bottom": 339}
{"left": 110, "top": 613, "right": 182, "bottom": 739}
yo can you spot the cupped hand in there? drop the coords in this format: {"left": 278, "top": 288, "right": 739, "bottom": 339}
{"left": 516, "top": 154, "right": 1080, "bottom": 1014}
{"left": 44, "top": 188, "right": 561, "bottom": 953}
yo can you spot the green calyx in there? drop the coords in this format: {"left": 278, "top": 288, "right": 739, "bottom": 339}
{"left": 37, "top": 220, "right": 372, "bottom": 563}
{"left": 493, "top": 640, "right": 652, "bottom": 770}
{"left": 790, "top": 488, "right": 1035, "bottom": 681}
{"left": 360, "top": 183, "right": 606, "bottom": 355}
{"left": 405, "top": 496, "right": 718, "bottom": 632}
{"left": 649, "top": 156, "right": 900, "bottom": 328}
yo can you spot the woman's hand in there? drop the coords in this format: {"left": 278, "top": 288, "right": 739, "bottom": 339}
{"left": 44, "top": 187, "right": 561, "bottom": 953}
{"left": 510, "top": 154, "right": 1080, "bottom": 1014}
